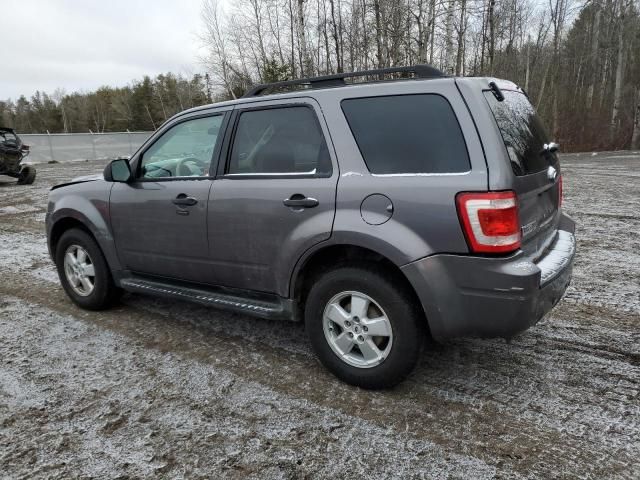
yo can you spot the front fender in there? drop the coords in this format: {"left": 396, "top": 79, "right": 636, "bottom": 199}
{"left": 46, "top": 182, "right": 121, "bottom": 272}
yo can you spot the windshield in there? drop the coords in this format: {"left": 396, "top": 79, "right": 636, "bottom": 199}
{"left": 484, "top": 90, "right": 557, "bottom": 176}
{"left": 0, "top": 131, "right": 19, "bottom": 147}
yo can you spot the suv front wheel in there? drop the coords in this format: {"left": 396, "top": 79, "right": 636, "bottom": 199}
{"left": 55, "top": 228, "right": 121, "bottom": 310}
{"left": 305, "top": 266, "right": 422, "bottom": 389}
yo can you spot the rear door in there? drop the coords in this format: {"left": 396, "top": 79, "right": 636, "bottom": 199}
{"left": 482, "top": 87, "right": 562, "bottom": 257}
{"left": 206, "top": 97, "right": 338, "bottom": 296}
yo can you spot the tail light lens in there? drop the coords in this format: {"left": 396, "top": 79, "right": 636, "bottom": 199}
{"left": 456, "top": 191, "right": 521, "bottom": 254}
{"left": 558, "top": 175, "right": 563, "bottom": 208}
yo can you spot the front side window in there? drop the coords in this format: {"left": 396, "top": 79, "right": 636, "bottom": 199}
{"left": 227, "top": 106, "right": 331, "bottom": 175}
{"left": 341, "top": 94, "right": 470, "bottom": 174}
{"left": 140, "top": 115, "right": 224, "bottom": 178}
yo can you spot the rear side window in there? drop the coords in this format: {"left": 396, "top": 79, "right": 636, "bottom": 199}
{"left": 484, "top": 90, "right": 555, "bottom": 176}
{"left": 341, "top": 94, "right": 470, "bottom": 174}
{"left": 227, "top": 106, "right": 331, "bottom": 175}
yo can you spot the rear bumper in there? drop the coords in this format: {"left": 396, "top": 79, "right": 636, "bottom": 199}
{"left": 402, "top": 213, "right": 576, "bottom": 340}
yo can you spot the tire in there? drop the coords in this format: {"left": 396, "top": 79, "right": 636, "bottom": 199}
{"left": 16, "top": 165, "right": 36, "bottom": 185}
{"left": 55, "top": 228, "right": 120, "bottom": 310}
{"left": 304, "top": 266, "right": 423, "bottom": 389}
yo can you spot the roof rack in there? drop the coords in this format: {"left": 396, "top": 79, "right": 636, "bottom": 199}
{"left": 242, "top": 64, "right": 445, "bottom": 98}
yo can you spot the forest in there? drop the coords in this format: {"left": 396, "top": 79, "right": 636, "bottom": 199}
{"left": 1, "top": 0, "right": 639, "bottom": 152}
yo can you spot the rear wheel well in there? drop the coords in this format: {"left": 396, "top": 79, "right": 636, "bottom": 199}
{"left": 293, "top": 245, "right": 427, "bottom": 329}
{"left": 50, "top": 218, "right": 95, "bottom": 258}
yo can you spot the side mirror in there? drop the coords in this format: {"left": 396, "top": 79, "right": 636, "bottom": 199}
{"left": 104, "top": 158, "right": 132, "bottom": 182}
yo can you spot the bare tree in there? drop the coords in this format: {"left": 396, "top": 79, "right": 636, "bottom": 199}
{"left": 297, "top": 0, "right": 314, "bottom": 75}
{"left": 632, "top": 87, "right": 640, "bottom": 149}
{"left": 192, "top": 0, "right": 640, "bottom": 151}
{"left": 610, "top": 0, "right": 627, "bottom": 141}
{"left": 200, "top": 0, "right": 237, "bottom": 98}
{"left": 585, "top": 2, "right": 601, "bottom": 109}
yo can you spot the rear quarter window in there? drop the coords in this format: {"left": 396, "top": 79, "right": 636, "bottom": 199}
{"left": 341, "top": 94, "right": 470, "bottom": 174}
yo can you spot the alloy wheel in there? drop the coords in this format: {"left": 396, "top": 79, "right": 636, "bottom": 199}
{"left": 63, "top": 245, "right": 96, "bottom": 297}
{"left": 322, "top": 291, "right": 393, "bottom": 368}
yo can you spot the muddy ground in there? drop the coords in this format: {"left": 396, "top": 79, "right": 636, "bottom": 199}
{"left": 0, "top": 153, "right": 638, "bottom": 479}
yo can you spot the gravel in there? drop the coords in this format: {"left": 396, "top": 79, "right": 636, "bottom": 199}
{"left": 0, "top": 153, "right": 638, "bottom": 479}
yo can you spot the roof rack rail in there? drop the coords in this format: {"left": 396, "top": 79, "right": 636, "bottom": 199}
{"left": 242, "top": 64, "right": 445, "bottom": 98}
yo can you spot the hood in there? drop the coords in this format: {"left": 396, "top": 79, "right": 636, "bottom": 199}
{"left": 51, "top": 173, "right": 103, "bottom": 191}
{"left": 72, "top": 173, "right": 103, "bottom": 183}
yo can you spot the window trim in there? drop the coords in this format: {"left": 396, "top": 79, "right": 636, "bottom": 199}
{"left": 340, "top": 93, "right": 472, "bottom": 176}
{"left": 134, "top": 111, "right": 229, "bottom": 182}
{"left": 220, "top": 103, "right": 333, "bottom": 179}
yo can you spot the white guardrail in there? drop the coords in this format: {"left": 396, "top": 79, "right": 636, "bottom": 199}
{"left": 20, "top": 131, "right": 153, "bottom": 164}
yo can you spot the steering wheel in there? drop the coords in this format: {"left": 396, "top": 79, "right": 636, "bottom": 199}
{"left": 177, "top": 157, "right": 208, "bottom": 177}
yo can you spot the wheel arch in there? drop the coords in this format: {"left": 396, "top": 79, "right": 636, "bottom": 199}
{"left": 49, "top": 216, "right": 96, "bottom": 258}
{"left": 290, "top": 243, "right": 429, "bottom": 332}
{"left": 48, "top": 205, "right": 122, "bottom": 275}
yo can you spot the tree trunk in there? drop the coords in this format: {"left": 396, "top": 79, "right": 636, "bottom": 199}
{"left": 525, "top": 35, "right": 531, "bottom": 92}
{"left": 610, "top": 0, "right": 626, "bottom": 142}
{"left": 361, "top": 0, "right": 369, "bottom": 69}
{"left": 631, "top": 87, "right": 640, "bottom": 149}
{"left": 444, "top": 0, "right": 455, "bottom": 73}
{"left": 288, "top": 0, "right": 297, "bottom": 77}
{"left": 374, "top": 0, "right": 384, "bottom": 68}
{"left": 488, "top": 0, "right": 496, "bottom": 74}
{"left": 416, "top": 0, "right": 426, "bottom": 63}
{"left": 429, "top": 0, "right": 436, "bottom": 63}
{"left": 455, "top": 0, "right": 467, "bottom": 75}
{"left": 586, "top": 5, "right": 601, "bottom": 109}
{"left": 536, "top": 57, "right": 551, "bottom": 110}
{"left": 329, "top": 0, "right": 342, "bottom": 72}
{"left": 322, "top": 1, "right": 332, "bottom": 72}
{"left": 297, "top": 0, "right": 313, "bottom": 76}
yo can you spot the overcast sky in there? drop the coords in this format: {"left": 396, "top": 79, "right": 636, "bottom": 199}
{"left": 0, "top": 0, "right": 208, "bottom": 101}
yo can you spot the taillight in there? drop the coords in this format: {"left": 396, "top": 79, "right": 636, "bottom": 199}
{"left": 558, "top": 175, "right": 563, "bottom": 208}
{"left": 456, "top": 191, "right": 521, "bottom": 254}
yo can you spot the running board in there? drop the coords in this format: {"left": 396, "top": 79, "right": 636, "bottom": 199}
{"left": 119, "top": 277, "right": 295, "bottom": 321}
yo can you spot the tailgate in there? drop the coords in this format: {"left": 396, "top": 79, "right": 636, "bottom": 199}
{"left": 483, "top": 88, "right": 562, "bottom": 258}
{"left": 514, "top": 167, "right": 561, "bottom": 257}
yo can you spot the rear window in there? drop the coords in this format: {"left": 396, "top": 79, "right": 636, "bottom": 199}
{"left": 341, "top": 94, "right": 470, "bottom": 174}
{"left": 484, "top": 90, "right": 555, "bottom": 176}
{"left": 228, "top": 106, "right": 331, "bottom": 175}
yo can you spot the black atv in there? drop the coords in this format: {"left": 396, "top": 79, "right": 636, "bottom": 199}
{"left": 0, "top": 127, "right": 36, "bottom": 184}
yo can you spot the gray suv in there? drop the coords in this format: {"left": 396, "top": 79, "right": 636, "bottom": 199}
{"left": 46, "top": 65, "right": 576, "bottom": 389}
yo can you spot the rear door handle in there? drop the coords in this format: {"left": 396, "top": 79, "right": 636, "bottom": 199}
{"left": 283, "top": 194, "right": 319, "bottom": 208}
{"left": 172, "top": 193, "right": 198, "bottom": 206}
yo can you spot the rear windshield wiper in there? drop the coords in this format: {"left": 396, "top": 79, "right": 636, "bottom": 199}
{"left": 488, "top": 81, "right": 505, "bottom": 102}
{"left": 540, "top": 142, "right": 559, "bottom": 165}
{"left": 540, "top": 142, "right": 559, "bottom": 155}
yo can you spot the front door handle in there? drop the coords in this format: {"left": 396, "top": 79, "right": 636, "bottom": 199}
{"left": 172, "top": 193, "right": 198, "bottom": 206}
{"left": 283, "top": 194, "right": 319, "bottom": 208}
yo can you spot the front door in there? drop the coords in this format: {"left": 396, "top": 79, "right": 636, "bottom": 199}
{"left": 110, "top": 112, "right": 227, "bottom": 284}
{"left": 207, "top": 99, "right": 338, "bottom": 296}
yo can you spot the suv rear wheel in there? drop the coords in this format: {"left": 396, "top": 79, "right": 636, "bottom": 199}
{"left": 304, "top": 266, "right": 422, "bottom": 389}
{"left": 55, "top": 228, "right": 120, "bottom": 310}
